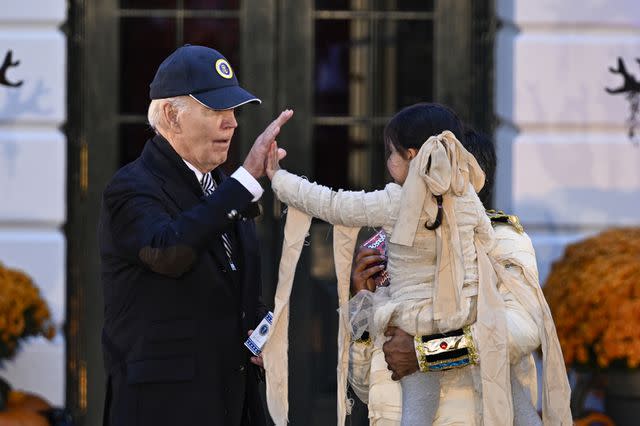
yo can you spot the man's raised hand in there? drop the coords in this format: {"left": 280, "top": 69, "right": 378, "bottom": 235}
{"left": 243, "top": 109, "right": 293, "bottom": 178}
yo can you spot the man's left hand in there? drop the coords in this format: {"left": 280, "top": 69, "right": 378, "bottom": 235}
{"left": 382, "top": 326, "right": 419, "bottom": 381}
{"left": 247, "top": 329, "right": 264, "bottom": 368}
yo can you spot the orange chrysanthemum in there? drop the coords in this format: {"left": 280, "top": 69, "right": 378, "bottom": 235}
{"left": 0, "top": 262, "right": 56, "bottom": 361}
{"left": 544, "top": 228, "right": 640, "bottom": 369}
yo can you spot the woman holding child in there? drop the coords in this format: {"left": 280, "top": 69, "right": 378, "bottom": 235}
{"left": 265, "top": 103, "right": 571, "bottom": 425}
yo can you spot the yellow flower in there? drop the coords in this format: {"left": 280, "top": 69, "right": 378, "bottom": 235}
{"left": 544, "top": 227, "right": 640, "bottom": 369}
{"left": 0, "top": 262, "right": 56, "bottom": 360}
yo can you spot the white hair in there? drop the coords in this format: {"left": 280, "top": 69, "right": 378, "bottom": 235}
{"left": 147, "top": 96, "right": 191, "bottom": 132}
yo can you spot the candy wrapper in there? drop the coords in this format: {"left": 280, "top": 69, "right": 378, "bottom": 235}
{"left": 361, "top": 229, "right": 390, "bottom": 287}
{"left": 245, "top": 311, "right": 273, "bottom": 356}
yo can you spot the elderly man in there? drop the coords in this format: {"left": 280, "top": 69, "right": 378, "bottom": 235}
{"left": 99, "top": 45, "right": 291, "bottom": 426}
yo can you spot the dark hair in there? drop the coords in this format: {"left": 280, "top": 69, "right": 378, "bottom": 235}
{"left": 383, "top": 103, "right": 465, "bottom": 158}
{"left": 462, "top": 126, "right": 496, "bottom": 208}
{"left": 384, "top": 103, "right": 465, "bottom": 230}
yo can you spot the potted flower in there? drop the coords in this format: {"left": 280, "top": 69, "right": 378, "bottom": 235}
{"left": 543, "top": 227, "right": 640, "bottom": 425}
{"left": 0, "top": 262, "right": 56, "bottom": 414}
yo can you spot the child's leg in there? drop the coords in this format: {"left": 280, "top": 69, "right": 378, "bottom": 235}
{"left": 511, "top": 374, "right": 542, "bottom": 426}
{"left": 400, "top": 371, "right": 440, "bottom": 426}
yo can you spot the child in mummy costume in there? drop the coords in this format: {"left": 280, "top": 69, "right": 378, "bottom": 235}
{"left": 265, "top": 103, "right": 571, "bottom": 425}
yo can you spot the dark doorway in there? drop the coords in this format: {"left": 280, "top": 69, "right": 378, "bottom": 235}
{"left": 65, "top": 1, "right": 494, "bottom": 424}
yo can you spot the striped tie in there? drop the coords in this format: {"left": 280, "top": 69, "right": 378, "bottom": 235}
{"left": 201, "top": 173, "right": 237, "bottom": 271}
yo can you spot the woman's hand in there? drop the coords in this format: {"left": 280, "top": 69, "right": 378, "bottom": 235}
{"left": 266, "top": 141, "right": 286, "bottom": 180}
{"left": 351, "top": 247, "right": 385, "bottom": 294}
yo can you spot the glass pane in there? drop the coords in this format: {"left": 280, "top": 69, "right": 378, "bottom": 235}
{"left": 184, "top": 0, "right": 240, "bottom": 9}
{"left": 316, "top": 0, "right": 435, "bottom": 11}
{"left": 120, "top": 17, "right": 177, "bottom": 115}
{"left": 314, "top": 19, "right": 350, "bottom": 115}
{"left": 120, "top": 0, "right": 176, "bottom": 8}
{"left": 315, "top": 0, "right": 350, "bottom": 10}
{"left": 183, "top": 18, "right": 240, "bottom": 74}
{"left": 347, "top": 124, "right": 371, "bottom": 190}
{"left": 313, "top": 125, "right": 388, "bottom": 199}
{"left": 394, "top": 20, "right": 433, "bottom": 108}
{"left": 313, "top": 126, "right": 349, "bottom": 188}
{"left": 313, "top": 125, "right": 376, "bottom": 191}
{"left": 119, "top": 122, "right": 155, "bottom": 167}
{"left": 395, "top": 0, "right": 434, "bottom": 11}
{"left": 370, "top": 124, "right": 389, "bottom": 189}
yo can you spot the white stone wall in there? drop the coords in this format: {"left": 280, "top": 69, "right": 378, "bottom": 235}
{"left": 495, "top": 0, "right": 640, "bottom": 285}
{"left": 0, "top": 0, "right": 67, "bottom": 407}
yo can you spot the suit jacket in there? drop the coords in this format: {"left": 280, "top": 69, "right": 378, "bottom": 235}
{"left": 99, "top": 134, "right": 268, "bottom": 426}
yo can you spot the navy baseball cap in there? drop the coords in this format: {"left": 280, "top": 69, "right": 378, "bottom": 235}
{"left": 149, "top": 45, "right": 261, "bottom": 110}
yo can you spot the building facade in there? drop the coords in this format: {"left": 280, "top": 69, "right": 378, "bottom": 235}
{"left": 0, "top": 0, "right": 67, "bottom": 408}
{"left": 495, "top": 0, "right": 640, "bottom": 283}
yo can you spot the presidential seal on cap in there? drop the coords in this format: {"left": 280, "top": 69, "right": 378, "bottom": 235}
{"left": 215, "top": 59, "right": 234, "bottom": 79}
{"left": 149, "top": 44, "right": 261, "bottom": 110}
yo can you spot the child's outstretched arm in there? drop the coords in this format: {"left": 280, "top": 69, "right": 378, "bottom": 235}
{"left": 266, "top": 142, "right": 400, "bottom": 228}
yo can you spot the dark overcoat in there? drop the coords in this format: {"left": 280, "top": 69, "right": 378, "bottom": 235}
{"left": 99, "top": 134, "right": 267, "bottom": 426}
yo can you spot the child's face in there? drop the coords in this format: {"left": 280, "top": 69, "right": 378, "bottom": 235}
{"left": 386, "top": 143, "right": 411, "bottom": 184}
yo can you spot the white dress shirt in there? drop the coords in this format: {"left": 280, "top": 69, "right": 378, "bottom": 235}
{"left": 183, "top": 160, "right": 264, "bottom": 202}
